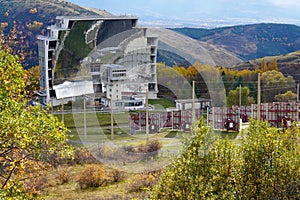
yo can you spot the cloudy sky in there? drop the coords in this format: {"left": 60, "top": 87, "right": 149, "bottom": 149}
{"left": 68, "top": 0, "right": 300, "bottom": 27}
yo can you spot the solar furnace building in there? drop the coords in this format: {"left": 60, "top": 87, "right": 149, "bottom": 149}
{"left": 37, "top": 15, "right": 158, "bottom": 108}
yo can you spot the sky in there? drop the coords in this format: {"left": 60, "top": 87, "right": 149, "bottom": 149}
{"left": 67, "top": 0, "right": 300, "bottom": 28}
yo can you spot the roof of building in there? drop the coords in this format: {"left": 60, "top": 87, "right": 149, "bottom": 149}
{"left": 102, "top": 64, "right": 127, "bottom": 69}
{"left": 175, "top": 98, "right": 212, "bottom": 103}
{"left": 56, "top": 15, "right": 138, "bottom": 21}
{"left": 53, "top": 81, "right": 94, "bottom": 99}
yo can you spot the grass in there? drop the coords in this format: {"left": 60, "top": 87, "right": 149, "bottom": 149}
{"left": 148, "top": 98, "right": 175, "bottom": 109}
{"left": 164, "top": 130, "right": 179, "bottom": 138}
{"left": 54, "top": 109, "right": 243, "bottom": 148}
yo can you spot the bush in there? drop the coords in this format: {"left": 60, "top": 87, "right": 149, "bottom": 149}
{"left": 110, "top": 169, "right": 126, "bottom": 183}
{"left": 72, "top": 147, "right": 99, "bottom": 165}
{"left": 122, "top": 145, "right": 135, "bottom": 154}
{"left": 137, "top": 140, "right": 162, "bottom": 155}
{"left": 54, "top": 165, "right": 71, "bottom": 185}
{"left": 145, "top": 139, "right": 162, "bottom": 153}
{"left": 137, "top": 139, "right": 162, "bottom": 158}
{"left": 128, "top": 173, "right": 160, "bottom": 193}
{"left": 77, "top": 164, "right": 107, "bottom": 189}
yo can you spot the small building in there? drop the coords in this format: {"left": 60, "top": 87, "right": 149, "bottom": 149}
{"left": 175, "top": 98, "right": 211, "bottom": 111}
{"left": 102, "top": 64, "right": 127, "bottom": 101}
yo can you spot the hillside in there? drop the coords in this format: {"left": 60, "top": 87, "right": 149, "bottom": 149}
{"left": 0, "top": 0, "right": 111, "bottom": 67}
{"left": 233, "top": 50, "right": 300, "bottom": 82}
{"left": 172, "top": 23, "right": 300, "bottom": 61}
{"left": 149, "top": 28, "right": 242, "bottom": 67}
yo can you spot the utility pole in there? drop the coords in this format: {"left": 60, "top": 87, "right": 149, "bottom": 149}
{"left": 297, "top": 83, "right": 299, "bottom": 122}
{"left": 61, "top": 98, "right": 64, "bottom": 122}
{"left": 297, "top": 83, "right": 299, "bottom": 102}
{"left": 257, "top": 73, "right": 261, "bottom": 121}
{"left": 146, "top": 88, "right": 149, "bottom": 143}
{"left": 239, "top": 84, "right": 242, "bottom": 131}
{"left": 51, "top": 99, "right": 53, "bottom": 113}
{"left": 192, "top": 80, "right": 195, "bottom": 123}
{"left": 83, "top": 96, "right": 87, "bottom": 140}
{"left": 239, "top": 84, "right": 242, "bottom": 107}
{"left": 110, "top": 98, "right": 114, "bottom": 140}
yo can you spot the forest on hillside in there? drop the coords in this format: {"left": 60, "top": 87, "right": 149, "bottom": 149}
{"left": 157, "top": 60, "right": 297, "bottom": 106}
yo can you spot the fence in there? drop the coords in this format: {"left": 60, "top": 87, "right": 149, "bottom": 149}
{"left": 207, "top": 101, "right": 300, "bottom": 131}
{"left": 129, "top": 109, "right": 202, "bottom": 134}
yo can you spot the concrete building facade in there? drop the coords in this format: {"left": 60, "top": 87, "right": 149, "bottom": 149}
{"left": 37, "top": 15, "right": 158, "bottom": 108}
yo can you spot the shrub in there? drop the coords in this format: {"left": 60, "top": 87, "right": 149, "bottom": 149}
{"left": 73, "top": 147, "right": 99, "bottom": 165}
{"left": 122, "top": 145, "right": 135, "bottom": 154}
{"left": 138, "top": 139, "right": 162, "bottom": 159}
{"left": 77, "top": 164, "right": 107, "bottom": 189}
{"left": 110, "top": 169, "right": 126, "bottom": 183}
{"left": 128, "top": 172, "right": 160, "bottom": 193}
{"left": 54, "top": 165, "right": 71, "bottom": 185}
{"left": 137, "top": 139, "right": 162, "bottom": 157}
{"left": 146, "top": 139, "right": 162, "bottom": 154}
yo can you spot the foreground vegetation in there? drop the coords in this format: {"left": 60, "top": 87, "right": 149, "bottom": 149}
{"left": 152, "top": 119, "right": 300, "bottom": 199}
{"left": 33, "top": 118, "right": 300, "bottom": 200}
{"left": 0, "top": 44, "right": 72, "bottom": 199}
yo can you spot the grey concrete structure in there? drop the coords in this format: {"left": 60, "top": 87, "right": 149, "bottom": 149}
{"left": 37, "top": 15, "right": 158, "bottom": 107}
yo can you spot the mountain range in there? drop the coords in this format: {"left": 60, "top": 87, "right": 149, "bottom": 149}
{"left": 0, "top": 0, "right": 300, "bottom": 74}
{"left": 171, "top": 23, "right": 300, "bottom": 62}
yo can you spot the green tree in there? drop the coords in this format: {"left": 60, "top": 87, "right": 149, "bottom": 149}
{"left": 237, "top": 120, "right": 300, "bottom": 199}
{"left": 227, "top": 86, "right": 255, "bottom": 107}
{"left": 274, "top": 90, "right": 297, "bottom": 102}
{"left": 0, "top": 47, "right": 73, "bottom": 198}
{"left": 157, "top": 63, "right": 191, "bottom": 99}
{"left": 261, "top": 70, "right": 295, "bottom": 102}
{"left": 151, "top": 119, "right": 300, "bottom": 199}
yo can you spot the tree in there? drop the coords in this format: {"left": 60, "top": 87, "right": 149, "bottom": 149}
{"left": 24, "top": 66, "right": 40, "bottom": 98}
{"left": 274, "top": 90, "right": 297, "bottom": 102}
{"left": 227, "top": 86, "right": 255, "bottom": 107}
{"left": 157, "top": 63, "right": 192, "bottom": 99}
{"left": 151, "top": 119, "right": 300, "bottom": 199}
{"left": 267, "top": 58, "right": 278, "bottom": 71}
{"left": 0, "top": 47, "right": 73, "bottom": 198}
{"left": 261, "top": 58, "right": 267, "bottom": 72}
{"left": 261, "top": 70, "right": 295, "bottom": 102}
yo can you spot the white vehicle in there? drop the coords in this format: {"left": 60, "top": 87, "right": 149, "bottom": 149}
{"left": 124, "top": 99, "right": 144, "bottom": 110}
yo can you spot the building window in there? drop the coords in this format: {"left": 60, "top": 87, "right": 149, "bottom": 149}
{"left": 115, "top": 102, "right": 123, "bottom": 106}
{"left": 148, "top": 83, "right": 156, "bottom": 91}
